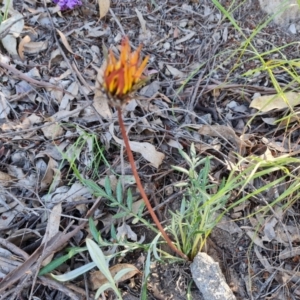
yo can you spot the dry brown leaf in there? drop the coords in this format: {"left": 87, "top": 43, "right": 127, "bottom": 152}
{"left": 278, "top": 247, "right": 300, "bottom": 261}
{"left": 245, "top": 231, "right": 271, "bottom": 250}
{"left": 0, "top": 12, "right": 24, "bottom": 58}
{"left": 0, "top": 171, "right": 13, "bottom": 186}
{"left": 166, "top": 65, "right": 185, "bottom": 78}
{"left": 35, "top": 154, "right": 58, "bottom": 190}
{"left": 135, "top": 8, "right": 147, "bottom": 34}
{"left": 60, "top": 82, "right": 79, "bottom": 110}
{"left": 42, "top": 203, "right": 62, "bottom": 266}
{"left": 41, "top": 122, "right": 64, "bottom": 139}
{"left": 98, "top": 0, "right": 110, "bottom": 19}
{"left": 198, "top": 125, "right": 246, "bottom": 153}
{"left": 174, "top": 31, "right": 195, "bottom": 45}
{"left": 90, "top": 263, "right": 139, "bottom": 290}
{"left": 56, "top": 29, "right": 75, "bottom": 54}
{"left": 49, "top": 49, "right": 63, "bottom": 69}
{"left": 18, "top": 35, "right": 31, "bottom": 60}
{"left": 250, "top": 91, "right": 300, "bottom": 112}
{"left": 24, "top": 41, "right": 48, "bottom": 54}
{"left": 93, "top": 65, "right": 112, "bottom": 119}
{"left": 109, "top": 123, "right": 165, "bottom": 168}
{"left": 254, "top": 246, "right": 273, "bottom": 272}
{"left": 0, "top": 92, "right": 10, "bottom": 119}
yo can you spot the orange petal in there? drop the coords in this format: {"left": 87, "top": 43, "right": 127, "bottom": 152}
{"left": 123, "top": 61, "right": 129, "bottom": 94}
{"left": 115, "top": 69, "right": 125, "bottom": 96}
{"left": 134, "top": 55, "right": 149, "bottom": 82}
{"left": 120, "top": 37, "right": 130, "bottom": 66}
{"left": 105, "top": 50, "right": 117, "bottom": 76}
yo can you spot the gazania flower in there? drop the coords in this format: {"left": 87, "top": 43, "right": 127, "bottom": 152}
{"left": 103, "top": 36, "right": 149, "bottom": 107}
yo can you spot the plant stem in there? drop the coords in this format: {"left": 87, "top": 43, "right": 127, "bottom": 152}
{"left": 117, "top": 108, "right": 188, "bottom": 260}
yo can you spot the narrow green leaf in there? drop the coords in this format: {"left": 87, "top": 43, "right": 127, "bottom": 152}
{"left": 116, "top": 180, "right": 123, "bottom": 203}
{"left": 83, "top": 179, "right": 108, "bottom": 198}
{"left": 180, "top": 198, "right": 186, "bottom": 215}
{"left": 51, "top": 262, "right": 96, "bottom": 282}
{"left": 95, "top": 282, "right": 117, "bottom": 299}
{"left": 110, "top": 224, "right": 117, "bottom": 240}
{"left": 137, "top": 202, "right": 145, "bottom": 217}
{"left": 104, "top": 176, "right": 112, "bottom": 197}
{"left": 112, "top": 211, "right": 128, "bottom": 219}
{"left": 131, "top": 217, "right": 139, "bottom": 224}
{"left": 86, "top": 239, "right": 111, "bottom": 278}
{"left": 190, "top": 143, "right": 196, "bottom": 158}
{"left": 172, "top": 166, "right": 189, "bottom": 175}
{"left": 178, "top": 149, "right": 192, "bottom": 165}
{"left": 114, "top": 267, "right": 136, "bottom": 282}
{"left": 89, "top": 218, "right": 99, "bottom": 243}
{"left": 39, "top": 247, "right": 86, "bottom": 276}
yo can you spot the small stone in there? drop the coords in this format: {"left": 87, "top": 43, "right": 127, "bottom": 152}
{"left": 170, "top": 52, "right": 176, "bottom": 59}
{"left": 163, "top": 42, "right": 171, "bottom": 50}
{"left": 198, "top": 114, "right": 212, "bottom": 125}
{"left": 226, "top": 101, "right": 238, "bottom": 109}
{"left": 289, "top": 23, "right": 297, "bottom": 34}
{"left": 188, "top": 20, "right": 195, "bottom": 27}
{"left": 114, "top": 32, "right": 122, "bottom": 43}
{"left": 179, "top": 20, "right": 188, "bottom": 27}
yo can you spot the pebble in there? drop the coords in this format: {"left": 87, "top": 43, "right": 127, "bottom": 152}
{"left": 163, "top": 42, "right": 171, "bottom": 50}
{"left": 289, "top": 23, "right": 297, "bottom": 34}
{"left": 179, "top": 20, "right": 188, "bottom": 27}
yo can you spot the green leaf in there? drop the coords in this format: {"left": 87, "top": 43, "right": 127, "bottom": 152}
{"left": 104, "top": 176, "right": 112, "bottom": 197}
{"left": 39, "top": 247, "right": 86, "bottom": 276}
{"left": 190, "top": 143, "right": 196, "bottom": 159}
{"left": 180, "top": 198, "right": 186, "bottom": 215}
{"left": 110, "top": 224, "right": 117, "bottom": 240}
{"left": 89, "top": 218, "right": 99, "bottom": 243}
{"left": 113, "top": 267, "right": 136, "bottom": 282}
{"left": 95, "top": 282, "right": 115, "bottom": 299}
{"left": 83, "top": 179, "right": 108, "bottom": 198}
{"left": 86, "top": 239, "right": 121, "bottom": 297}
{"left": 172, "top": 166, "right": 189, "bottom": 175}
{"left": 131, "top": 217, "right": 139, "bottom": 224}
{"left": 116, "top": 180, "right": 123, "bottom": 203}
{"left": 178, "top": 149, "right": 192, "bottom": 165}
{"left": 51, "top": 262, "right": 96, "bottom": 282}
{"left": 112, "top": 211, "right": 128, "bottom": 219}
{"left": 137, "top": 202, "right": 145, "bottom": 217}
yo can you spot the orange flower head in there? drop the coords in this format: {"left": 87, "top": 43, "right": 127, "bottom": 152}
{"left": 103, "top": 36, "right": 149, "bottom": 106}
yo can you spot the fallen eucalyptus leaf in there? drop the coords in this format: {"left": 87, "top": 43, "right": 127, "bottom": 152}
{"left": 250, "top": 91, "right": 300, "bottom": 112}
{"left": 99, "top": 0, "right": 110, "bottom": 19}
{"left": 90, "top": 263, "right": 139, "bottom": 290}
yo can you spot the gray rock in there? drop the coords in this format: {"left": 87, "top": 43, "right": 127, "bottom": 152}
{"left": 190, "top": 252, "right": 236, "bottom": 300}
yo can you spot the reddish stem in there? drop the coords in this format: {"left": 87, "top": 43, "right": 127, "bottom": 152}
{"left": 117, "top": 108, "right": 188, "bottom": 260}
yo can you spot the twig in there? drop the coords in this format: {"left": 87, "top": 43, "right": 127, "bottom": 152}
{"left": 117, "top": 108, "right": 188, "bottom": 260}
{"left": 0, "top": 61, "right": 71, "bottom": 94}
{"left": 109, "top": 8, "right": 126, "bottom": 36}
{"left": 38, "top": 276, "right": 82, "bottom": 300}
{"left": 0, "top": 238, "right": 29, "bottom": 260}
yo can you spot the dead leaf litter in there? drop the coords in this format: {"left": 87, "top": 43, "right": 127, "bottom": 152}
{"left": 1, "top": 0, "right": 300, "bottom": 299}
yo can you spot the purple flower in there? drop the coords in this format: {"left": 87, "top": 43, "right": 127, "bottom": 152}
{"left": 53, "top": 0, "right": 82, "bottom": 10}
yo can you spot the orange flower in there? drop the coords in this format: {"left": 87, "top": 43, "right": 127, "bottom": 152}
{"left": 103, "top": 36, "right": 149, "bottom": 105}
